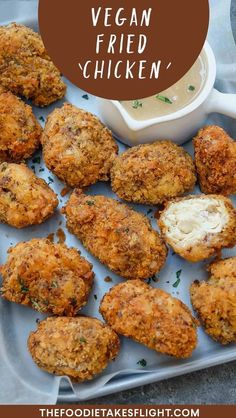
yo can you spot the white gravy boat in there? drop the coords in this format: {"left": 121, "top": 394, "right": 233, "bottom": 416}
{"left": 97, "top": 42, "right": 236, "bottom": 146}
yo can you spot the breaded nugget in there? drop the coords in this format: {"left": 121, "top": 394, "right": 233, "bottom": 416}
{"left": 0, "top": 23, "right": 66, "bottom": 106}
{"left": 62, "top": 190, "right": 167, "bottom": 280}
{"left": 41, "top": 104, "right": 118, "bottom": 187}
{"left": 0, "top": 238, "right": 94, "bottom": 315}
{"left": 158, "top": 195, "right": 236, "bottom": 262}
{"left": 0, "top": 90, "right": 42, "bottom": 162}
{"left": 194, "top": 126, "right": 236, "bottom": 195}
{"left": 0, "top": 162, "right": 58, "bottom": 228}
{"left": 28, "top": 316, "right": 120, "bottom": 381}
{"left": 191, "top": 257, "right": 236, "bottom": 344}
{"left": 100, "top": 280, "right": 198, "bottom": 358}
{"left": 111, "top": 141, "right": 196, "bottom": 205}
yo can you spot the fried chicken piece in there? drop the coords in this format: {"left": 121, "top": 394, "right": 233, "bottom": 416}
{"left": 28, "top": 316, "right": 120, "bottom": 381}
{"left": 0, "top": 162, "right": 58, "bottom": 228}
{"left": 0, "top": 23, "right": 66, "bottom": 106}
{"left": 62, "top": 190, "right": 167, "bottom": 280}
{"left": 190, "top": 257, "right": 236, "bottom": 344}
{"left": 41, "top": 104, "right": 118, "bottom": 187}
{"left": 0, "top": 238, "right": 94, "bottom": 315}
{"left": 194, "top": 126, "right": 236, "bottom": 195}
{"left": 158, "top": 195, "right": 236, "bottom": 262}
{"left": 111, "top": 140, "right": 196, "bottom": 205}
{"left": 0, "top": 90, "right": 42, "bottom": 162}
{"left": 100, "top": 280, "right": 198, "bottom": 358}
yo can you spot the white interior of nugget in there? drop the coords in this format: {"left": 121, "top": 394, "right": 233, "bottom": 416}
{"left": 162, "top": 198, "right": 229, "bottom": 248}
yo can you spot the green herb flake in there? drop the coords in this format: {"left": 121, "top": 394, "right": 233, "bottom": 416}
{"left": 51, "top": 281, "right": 58, "bottom": 288}
{"left": 39, "top": 168, "right": 45, "bottom": 173}
{"left": 39, "top": 116, "right": 45, "bottom": 122}
{"left": 80, "top": 336, "right": 87, "bottom": 343}
{"left": 31, "top": 299, "right": 42, "bottom": 311}
{"left": 156, "top": 95, "right": 173, "bottom": 104}
{"left": 147, "top": 209, "right": 152, "bottom": 215}
{"left": 94, "top": 294, "right": 98, "bottom": 300}
{"left": 137, "top": 359, "right": 147, "bottom": 367}
{"left": 173, "top": 270, "right": 182, "bottom": 288}
{"left": 82, "top": 94, "right": 89, "bottom": 100}
{"left": 48, "top": 176, "right": 54, "bottom": 183}
{"left": 132, "top": 100, "right": 143, "bottom": 109}
{"left": 18, "top": 277, "right": 29, "bottom": 294}
{"left": 86, "top": 201, "right": 95, "bottom": 206}
{"left": 188, "top": 85, "right": 195, "bottom": 92}
{"left": 33, "top": 156, "right": 41, "bottom": 164}
{"left": 124, "top": 228, "right": 129, "bottom": 233}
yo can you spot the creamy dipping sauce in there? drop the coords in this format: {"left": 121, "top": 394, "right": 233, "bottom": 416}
{"left": 121, "top": 55, "right": 206, "bottom": 120}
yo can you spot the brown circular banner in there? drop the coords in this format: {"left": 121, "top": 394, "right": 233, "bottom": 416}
{"left": 38, "top": 0, "right": 209, "bottom": 100}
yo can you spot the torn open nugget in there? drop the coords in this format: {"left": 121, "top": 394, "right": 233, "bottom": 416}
{"left": 0, "top": 162, "right": 58, "bottom": 228}
{"left": 111, "top": 140, "right": 196, "bottom": 205}
{"left": 158, "top": 195, "right": 236, "bottom": 262}
{"left": 0, "top": 23, "right": 66, "bottom": 106}
{"left": 41, "top": 104, "right": 118, "bottom": 188}
{"left": 62, "top": 190, "right": 167, "bottom": 280}
{"left": 100, "top": 280, "right": 198, "bottom": 359}
{"left": 191, "top": 257, "right": 236, "bottom": 344}
{"left": 28, "top": 316, "right": 120, "bottom": 381}
{"left": 0, "top": 238, "right": 94, "bottom": 315}
{"left": 194, "top": 126, "right": 236, "bottom": 195}
{"left": 0, "top": 90, "right": 42, "bottom": 163}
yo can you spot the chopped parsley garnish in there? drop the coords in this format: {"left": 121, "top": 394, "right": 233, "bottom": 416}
{"left": 80, "top": 336, "right": 87, "bottom": 343}
{"left": 32, "top": 156, "right": 41, "bottom": 164}
{"left": 39, "top": 168, "right": 45, "bottom": 172}
{"left": 173, "top": 270, "right": 182, "bottom": 288}
{"left": 48, "top": 176, "right": 54, "bottom": 184}
{"left": 147, "top": 209, "right": 152, "bottom": 215}
{"left": 51, "top": 281, "right": 58, "bottom": 288}
{"left": 137, "top": 359, "right": 147, "bottom": 367}
{"left": 94, "top": 294, "right": 98, "bottom": 300}
{"left": 86, "top": 201, "right": 95, "bottom": 206}
{"left": 188, "top": 85, "right": 195, "bottom": 92}
{"left": 156, "top": 95, "right": 173, "bottom": 104}
{"left": 39, "top": 116, "right": 45, "bottom": 122}
{"left": 82, "top": 94, "right": 89, "bottom": 100}
{"left": 18, "top": 278, "right": 29, "bottom": 294}
{"left": 31, "top": 299, "right": 42, "bottom": 311}
{"left": 132, "top": 100, "right": 143, "bottom": 109}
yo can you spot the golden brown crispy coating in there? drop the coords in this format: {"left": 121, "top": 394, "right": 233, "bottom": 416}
{"left": 0, "top": 90, "right": 42, "bottom": 162}
{"left": 41, "top": 104, "right": 118, "bottom": 188}
{"left": 62, "top": 190, "right": 167, "bottom": 280}
{"left": 194, "top": 126, "right": 236, "bottom": 195}
{"left": 158, "top": 195, "right": 236, "bottom": 262}
{"left": 0, "top": 162, "right": 58, "bottom": 228}
{"left": 191, "top": 257, "right": 236, "bottom": 344}
{"left": 111, "top": 141, "right": 196, "bottom": 205}
{"left": 0, "top": 23, "right": 66, "bottom": 106}
{"left": 28, "top": 316, "right": 120, "bottom": 381}
{"left": 100, "top": 280, "right": 198, "bottom": 358}
{"left": 0, "top": 238, "right": 94, "bottom": 315}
